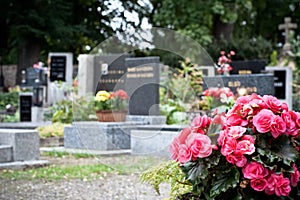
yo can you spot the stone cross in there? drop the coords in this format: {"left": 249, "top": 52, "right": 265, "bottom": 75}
{"left": 278, "top": 17, "right": 298, "bottom": 53}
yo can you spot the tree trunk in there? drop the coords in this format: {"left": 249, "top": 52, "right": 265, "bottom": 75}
{"left": 17, "top": 38, "right": 41, "bottom": 84}
{"left": 213, "top": 15, "right": 234, "bottom": 43}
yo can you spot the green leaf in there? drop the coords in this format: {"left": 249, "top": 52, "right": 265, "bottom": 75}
{"left": 256, "top": 135, "right": 297, "bottom": 168}
{"left": 180, "top": 160, "right": 208, "bottom": 185}
{"left": 209, "top": 167, "right": 240, "bottom": 198}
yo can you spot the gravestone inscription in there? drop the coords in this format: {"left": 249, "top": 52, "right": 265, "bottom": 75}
{"left": 95, "top": 54, "right": 131, "bottom": 92}
{"left": 19, "top": 93, "right": 33, "bottom": 122}
{"left": 49, "top": 56, "right": 66, "bottom": 82}
{"left": 125, "top": 57, "right": 160, "bottom": 115}
{"left": 203, "top": 74, "right": 274, "bottom": 96}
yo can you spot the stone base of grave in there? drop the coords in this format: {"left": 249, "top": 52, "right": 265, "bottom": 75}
{"left": 0, "top": 129, "right": 48, "bottom": 169}
{"left": 64, "top": 121, "right": 145, "bottom": 150}
{"left": 0, "top": 160, "right": 49, "bottom": 170}
{"left": 40, "top": 137, "right": 64, "bottom": 147}
{"left": 126, "top": 115, "right": 166, "bottom": 125}
{"left": 130, "top": 125, "right": 187, "bottom": 158}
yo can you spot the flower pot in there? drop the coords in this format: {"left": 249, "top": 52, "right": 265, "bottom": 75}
{"left": 95, "top": 110, "right": 127, "bottom": 122}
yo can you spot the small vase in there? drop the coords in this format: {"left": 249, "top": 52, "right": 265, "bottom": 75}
{"left": 95, "top": 110, "right": 127, "bottom": 122}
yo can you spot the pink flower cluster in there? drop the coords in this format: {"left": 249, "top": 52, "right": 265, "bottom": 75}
{"left": 219, "top": 93, "right": 300, "bottom": 196}
{"left": 169, "top": 115, "right": 216, "bottom": 164}
{"left": 217, "top": 50, "right": 235, "bottom": 74}
{"left": 202, "top": 87, "right": 235, "bottom": 100}
{"left": 224, "top": 94, "right": 300, "bottom": 138}
{"left": 218, "top": 126, "right": 255, "bottom": 167}
{"left": 242, "top": 162, "right": 300, "bottom": 196}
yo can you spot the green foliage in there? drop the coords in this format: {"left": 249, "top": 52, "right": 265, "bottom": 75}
{"left": 45, "top": 96, "right": 96, "bottom": 123}
{"left": 208, "top": 35, "right": 273, "bottom": 62}
{"left": 0, "top": 91, "right": 19, "bottom": 110}
{"left": 160, "top": 99, "right": 188, "bottom": 124}
{"left": 140, "top": 160, "right": 192, "bottom": 199}
{"left": 254, "top": 135, "right": 298, "bottom": 171}
{"left": 36, "top": 122, "right": 67, "bottom": 138}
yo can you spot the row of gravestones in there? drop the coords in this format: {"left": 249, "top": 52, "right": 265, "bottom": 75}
{"left": 78, "top": 54, "right": 161, "bottom": 116}
{"left": 19, "top": 53, "right": 73, "bottom": 121}
{"left": 19, "top": 53, "right": 292, "bottom": 121}
{"left": 78, "top": 55, "right": 293, "bottom": 115}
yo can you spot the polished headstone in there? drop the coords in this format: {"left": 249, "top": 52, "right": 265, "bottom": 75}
{"left": 125, "top": 57, "right": 160, "bottom": 116}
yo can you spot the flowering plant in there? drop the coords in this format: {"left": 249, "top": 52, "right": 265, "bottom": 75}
{"left": 142, "top": 93, "right": 300, "bottom": 199}
{"left": 191, "top": 87, "right": 235, "bottom": 111}
{"left": 216, "top": 50, "right": 235, "bottom": 75}
{"left": 94, "top": 89, "right": 128, "bottom": 111}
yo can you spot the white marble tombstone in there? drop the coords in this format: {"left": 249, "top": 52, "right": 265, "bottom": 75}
{"left": 47, "top": 52, "right": 73, "bottom": 105}
{"left": 266, "top": 66, "right": 293, "bottom": 109}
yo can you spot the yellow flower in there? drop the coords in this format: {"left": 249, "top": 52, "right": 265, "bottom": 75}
{"left": 95, "top": 96, "right": 107, "bottom": 102}
{"left": 96, "top": 91, "right": 110, "bottom": 98}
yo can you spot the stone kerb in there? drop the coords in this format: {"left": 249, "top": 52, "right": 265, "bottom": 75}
{"left": 0, "top": 129, "right": 40, "bottom": 161}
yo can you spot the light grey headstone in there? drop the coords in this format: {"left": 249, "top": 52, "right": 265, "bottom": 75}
{"left": 266, "top": 66, "right": 293, "bottom": 109}
{"left": 48, "top": 52, "right": 73, "bottom": 86}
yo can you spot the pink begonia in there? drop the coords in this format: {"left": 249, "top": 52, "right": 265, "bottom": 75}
{"left": 169, "top": 137, "right": 180, "bottom": 160}
{"left": 226, "top": 153, "right": 247, "bottom": 167}
{"left": 250, "top": 178, "right": 268, "bottom": 191}
{"left": 187, "top": 133, "right": 212, "bottom": 159}
{"left": 291, "top": 164, "right": 300, "bottom": 187}
{"left": 177, "top": 144, "right": 192, "bottom": 164}
{"left": 235, "top": 135, "right": 255, "bottom": 155}
{"left": 242, "top": 161, "right": 269, "bottom": 180}
{"left": 227, "top": 126, "right": 246, "bottom": 139}
{"left": 265, "top": 173, "right": 291, "bottom": 196}
{"left": 217, "top": 129, "right": 227, "bottom": 146}
{"left": 263, "top": 95, "right": 282, "bottom": 113}
{"left": 190, "top": 115, "right": 211, "bottom": 133}
{"left": 253, "top": 109, "right": 275, "bottom": 133}
{"left": 221, "top": 136, "right": 236, "bottom": 156}
{"left": 169, "top": 128, "right": 192, "bottom": 162}
{"left": 270, "top": 115, "right": 286, "bottom": 138}
{"left": 226, "top": 113, "right": 244, "bottom": 126}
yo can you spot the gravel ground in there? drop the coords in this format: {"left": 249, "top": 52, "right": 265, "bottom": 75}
{"left": 0, "top": 155, "right": 171, "bottom": 200}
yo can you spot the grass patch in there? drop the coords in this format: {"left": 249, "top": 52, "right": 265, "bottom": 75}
{"left": 112, "top": 156, "right": 163, "bottom": 174}
{"left": 0, "top": 154, "right": 167, "bottom": 181}
{"left": 41, "top": 151, "right": 97, "bottom": 159}
{"left": 0, "top": 164, "right": 116, "bottom": 181}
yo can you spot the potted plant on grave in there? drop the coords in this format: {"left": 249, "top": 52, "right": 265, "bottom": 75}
{"left": 94, "top": 89, "right": 128, "bottom": 122}
{"left": 216, "top": 50, "right": 235, "bottom": 76}
{"left": 141, "top": 93, "right": 300, "bottom": 199}
{"left": 190, "top": 87, "right": 235, "bottom": 117}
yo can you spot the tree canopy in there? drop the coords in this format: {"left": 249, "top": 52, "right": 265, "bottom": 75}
{"left": 1, "top": 0, "right": 300, "bottom": 83}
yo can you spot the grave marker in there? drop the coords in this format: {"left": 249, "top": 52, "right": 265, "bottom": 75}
{"left": 266, "top": 66, "right": 293, "bottom": 109}
{"left": 19, "top": 93, "right": 33, "bottom": 122}
{"left": 230, "top": 60, "right": 266, "bottom": 75}
{"left": 125, "top": 57, "right": 160, "bottom": 115}
{"left": 203, "top": 74, "right": 274, "bottom": 96}
{"left": 95, "top": 54, "right": 131, "bottom": 92}
{"left": 48, "top": 52, "right": 73, "bottom": 86}
{"left": 77, "top": 54, "right": 130, "bottom": 96}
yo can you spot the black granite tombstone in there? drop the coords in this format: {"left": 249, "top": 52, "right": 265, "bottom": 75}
{"left": 95, "top": 54, "right": 131, "bottom": 92}
{"left": 24, "top": 68, "right": 45, "bottom": 86}
{"left": 125, "top": 57, "right": 160, "bottom": 116}
{"left": 19, "top": 93, "right": 32, "bottom": 122}
{"left": 50, "top": 56, "right": 66, "bottom": 82}
{"left": 230, "top": 60, "right": 266, "bottom": 75}
{"left": 203, "top": 74, "right": 274, "bottom": 96}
